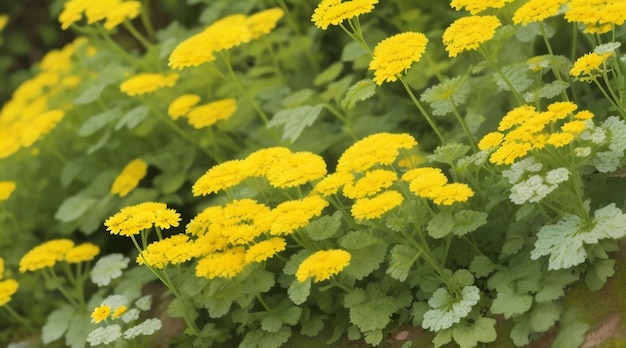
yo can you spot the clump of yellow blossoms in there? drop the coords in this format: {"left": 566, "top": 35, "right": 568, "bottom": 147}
{"left": 19, "top": 239, "right": 100, "bottom": 272}
{"left": 369, "top": 32, "right": 428, "bottom": 85}
{"left": 450, "top": 0, "right": 515, "bottom": 15}
{"left": 296, "top": 249, "right": 352, "bottom": 282}
{"left": 442, "top": 15, "right": 501, "bottom": 57}
{"left": 570, "top": 52, "right": 612, "bottom": 81}
{"left": 167, "top": 94, "right": 201, "bottom": 120}
{"left": 110, "top": 158, "right": 148, "bottom": 197}
{"left": 478, "top": 101, "right": 594, "bottom": 165}
{"left": 186, "top": 98, "right": 237, "bottom": 129}
{"left": 91, "top": 304, "right": 111, "bottom": 324}
{"left": 59, "top": 0, "right": 142, "bottom": 30}
{"left": 336, "top": 133, "right": 417, "bottom": 172}
{"left": 311, "top": 0, "right": 378, "bottom": 30}
{"left": 0, "top": 181, "right": 16, "bottom": 201}
{"left": 0, "top": 257, "right": 19, "bottom": 307}
{"left": 104, "top": 202, "right": 181, "bottom": 237}
{"left": 137, "top": 234, "right": 197, "bottom": 269}
{"left": 512, "top": 0, "right": 567, "bottom": 25}
{"left": 119, "top": 73, "right": 179, "bottom": 96}
{"left": 565, "top": 0, "right": 626, "bottom": 34}
{"left": 401, "top": 167, "right": 474, "bottom": 206}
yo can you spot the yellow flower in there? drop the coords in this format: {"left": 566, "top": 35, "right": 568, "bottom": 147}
{"left": 570, "top": 52, "right": 612, "bottom": 80}
{"left": 110, "top": 158, "right": 148, "bottom": 197}
{"left": 489, "top": 142, "right": 532, "bottom": 165}
{"left": 546, "top": 101, "right": 578, "bottom": 120}
{"left": 192, "top": 159, "right": 253, "bottom": 196}
{"left": 137, "top": 234, "right": 195, "bottom": 269}
{"left": 547, "top": 132, "right": 575, "bottom": 148}
{"left": 0, "top": 181, "right": 16, "bottom": 201}
{"left": 478, "top": 132, "right": 504, "bottom": 151}
{"left": 343, "top": 169, "right": 397, "bottom": 199}
{"left": 245, "top": 237, "right": 287, "bottom": 264}
{"left": 186, "top": 206, "right": 225, "bottom": 237}
{"left": 561, "top": 121, "right": 587, "bottom": 135}
{"left": 244, "top": 147, "right": 292, "bottom": 177}
{"left": 423, "top": 183, "right": 474, "bottom": 205}
{"left": 59, "top": 0, "right": 89, "bottom": 29}
{"left": 261, "top": 196, "right": 329, "bottom": 236}
{"left": 65, "top": 243, "right": 100, "bottom": 263}
{"left": 247, "top": 8, "right": 284, "bottom": 39}
{"left": 103, "top": 1, "right": 141, "bottom": 30}
{"left": 168, "top": 33, "right": 217, "bottom": 69}
{"left": 0, "top": 257, "right": 4, "bottom": 278}
{"left": 312, "top": 0, "right": 378, "bottom": 30}
{"left": 369, "top": 32, "right": 428, "bottom": 85}
{"left": 312, "top": 171, "right": 354, "bottom": 196}
{"left": 442, "top": 15, "right": 501, "bottom": 57}
{"left": 450, "top": 0, "right": 515, "bottom": 14}
{"left": 350, "top": 190, "right": 403, "bottom": 220}
{"left": 574, "top": 110, "right": 594, "bottom": 120}
{"left": 295, "top": 249, "right": 351, "bottom": 282}
{"left": 19, "top": 239, "right": 75, "bottom": 273}
{"left": 512, "top": 0, "right": 566, "bottom": 25}
{"left": 167, "top": 94, "right": 201, "bottom": 120}
{"left": 91, "top": 304, "right": 111, "bottom": 324}
{"left": 265, "top": 152, "right": 327, "bottom": 188}
{"left": 0, "top": 14, "right": 8, "bottom": 32}
{"left": 186, "top": 98, "right": 237, "bottom": 128}
{"left": 112, "top": 305, "right": 127, "bottom": 319}
{"left": 104, "top": 202, "right": 180, "bottom": 236}
{"left": 0, "top": 279, "right": 18, "bottom": 307}
{"left": 195, "top": 247, "right": 246, "bottom": 279}
{"left": 19, "top": 109, "right": 65, "bottom": 147}
{"left": 498, "top": 105, "right": 537, "bottom": 131}
{"left": 337, "top": 133, "right": 417, "bottom": 173}
{"left": 565, "top": 0, "right": 626, "bottom": 34}
{"left": 119, "top": 73, "right": 179, "bottom": 96}
{"left": 407, "top": 170, "right": 449, "bottom": 197}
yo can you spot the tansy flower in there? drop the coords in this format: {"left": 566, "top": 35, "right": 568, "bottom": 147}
{"left": 0, "top": 257, "right": 4, "bottom": 278}
{"left": 570, "top": 52, "right": 612, "bottom": 80}
{"left": 119, "top": 73, "right": 179, "bottom": 96}
{"left": 58, "top": 0, "right": 89, "bottom": 29}
{"left": 478, "top": 132, "right": 504, "bottom": 151}
{"left": 245, "top": 237, "right": 287, "bottom": 264}
{"left": 450, "top": 0, "right": 515, "bottom": 14}
{"left": 168, "top": 33, "right": 217, "bottom": 69}
{"left": 0, "top": 181, "right": 16, "bottom": 201}
{"left": 295, "top": 249, "right": 351, "bottom": 282}
{"left": 19, "top": 109, "right": 65, "bottom": 147}
{"left": 110, "top": 158, "right": 148, "bottom": 197}
{"left": 351, "top": 190, "right": 403, "bottom": 220}
{"left": 19, "top": 239, "right": 75, "bottom": 273}
{"left": 0, "top": 14, "right": 8, "bottom": 32}
{"left": 337, "top": 133, "right": 417, "bottom": 173}
{"left": 186, "top": 206, "right": 226, "bottom": 237}
{"left": 260, "top": 196, "right": 329, "bottom": 236}
{"left": 312, "top": 0, "right": 379, "bottom": 30}
{"left": 512, "top": 0, "right": 566, "bottom": 25}
{"left": 0, "top": 279, "right": 18, "bottom": 307}
{"left": 547, "top": 132, "right": 574, "bottom": 147}
{"left": 65, "top": 243, "right": 100, "bottom": 263}
{"left": 244, "top": 147, "right": 292, "bottom": 177}
{"left": 91, "top": 304, "right": 111, "bottom": 324}
{"left": 247, "top": 8, "right": 284, "bottom": 39}
{"left": 403, "top": 167, "right": 449, "bottom": 197}
{"left": 547, "top": 101, "right": 578, "bottom": 120}
{"left": 195, "top": 247, "right": 246, "bottom": 279}
{"left": 192, "top": 159, "right": 253, "bottom": 196}
{"left": 186, "top": 98, "right": 237, "bottom": 129}
{"left": 112, "top": 305, "right": 127, "bottom": 319}
{"left": 369, "top": 32, "right": 428, "bottom": 85}
{"left": 102, "top": 1, "right": 141, "bottom": 30}
{"left": 104, "top": 202, "right": 180, "bottom": 237}
{"left": 312, "top": 171, "right": 354, "bottom": 196}
{"left": 265, "top": 152, "right": 327, "bottom": 188}
{"left": 167, "top": 94, "right": 201, "bottom": 119}
{"left": 442, "top": 15, "right": 501, "bottom": 57}
{"left": 490, "top": 142, "right": 532, "bottom": 165}
{"left": 423, "top": 183, "right": 474, "bottom": 205}
{"left": 561, "top": 121, "right": 587, "bottom": 135}
{"left": 137, "top": 234, "right": 196, "bottom": 269}
{"left": 343, "top": 169, "right": 397, "bottom": 199}
{"left": 498, "top": 105, "right": 538, "bottom": 131}
{"left": 565, "top": 0, "right": 626, "bottom": 34}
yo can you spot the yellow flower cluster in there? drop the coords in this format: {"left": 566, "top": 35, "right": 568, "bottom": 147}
{"left": 0, "top": 257, "right": 19, "bottom": 307}
{"left": 442, "top": 15, "right": 501, "bottom": 57}
{"left": 478, "top": 101, "right": 594, "bottom": 165}
{"left": 311, "top": 0, "right": 378, "bottom": 30}
{"left": 59, "top": 0, "right": 142, "bottom": 30}
{"left": 336, "top": 133, "right": 417, "bottom": 173}
{"left": 0, "top": 181, "right": 16, "bottom": 201}
{"left": 169, "top": 8, "right": 284, "bottom": 69}
{"left": 0, "top": 14, "right": 8, "bottom": 32}
{"left": 512, "top": 0, "right": 567, "bottom": 25}
{"left": 167, "top": 94, "right": 201, "bottom": 120}
{"left": 90, "top": 304, "right": 110, "bottom": 323}
{"left": 369, "top": 32, "right": 429, "bottom": 85}
{"left": 450, "top": 0, "right": 515, "bottom": 15}
{"left": 570, "top": 52, "right": 612, "bottom": 81}
{"left": 110, "top": 158, "right": 148, "bottom": 197}
{"left": 192, "top": 147, "right": 327, "bottom": 196}
{"left": 186, "top": 98, "right": 237, "bottom": 129}
{"left": 137, "top": 234, "right": 197, "bottom": 269}
{"left": 401, "top": 167, "right": 474, "bottom": 205}
{"left": 19, "top": 239, "right": 100, "bottom": 273}
{"left": 119, "top": 73, "right": 179, "bottom": 96}
{"left": 0, "top": 38, "right": 89, "bottom": 159}
{"left": 295, "top": 249, "right": 352, "bottom": 282}
{"left": 565, "top": 0, "right": 626, "bottom": 34}
{"left": 104, "top": 202, "right": 181, "bottom": 237}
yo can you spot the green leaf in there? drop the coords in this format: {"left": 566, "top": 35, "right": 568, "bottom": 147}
{"left": 452, "top": 269, "right": 474, "bottom": 288}
{"left": 277, "top": 304, "right": 302, "bottom": 326}
{"left": 300, "top": 314, "right": 325, "bottom": 337}
{"left": 42, "top": 305, "right": 75, "bottom": 344}
{"left": 423, "top": 286, "right": 480, "bottom": 332}
{"left": 240, "top": 327, "right": 291, "bottom": 348}
{"left": 303, "top": 211, "right": 342, "bottom": 241}
{"left": 341, "top": 79, "right": 376, "bottom": 110}
{"left": 433, "top": 329, "right": 452, "bottom": 348}
{"left": 78, "top": 107, "right": 121, "bottom": 137}
{"left": 510, "top": 317, "right": 531, "bottom": 346}
{"left": 536, "top": 80, "right": 570, "bottom": 100}
{"left": 339, "top": 231, "right": 388, "bottom": 280}
{"left": 427, "top": 213, "right": 454, "bottom": 239}
{"left": 283, "top": 250, "right": 310, "bottom": 275}
{"left": 87, "top": 130, "right": 112, "bottom": 154}
{"left": 584, "top": 258, "right": 615, "bottom": 291}
{"left": 535, "top": 270, "right": 577, "bottom": 302}
{"left": 490, "top": 284, "right": 533, "bottom": 319}
{"left": 529, "top": 301, "right": 560, "bottom": 333}
{"left": 153, "top": 171, "right": 187, "bottom": 194}
{"left": 469, "top": 255, "right": 496, "bottom": 278}
{"left": 420, "top": 76, "right": 470, "bottom": 116}
{"left": 288, "top": 278, "right": 311, "bottom": 305}
{"left": 515, "top": 23, "right": 555, "bottom": 43}
{"left": 115, "top": 105, "right": 149, "bottom": 130}
{"left": 73, "top": 79, "right": 115, "bottom": 105}
{"left": 280, "top": 89, "right": 315, "bottom": 108}
{"left": 451, "top": 317, "right": 497, "bottom": 348}
{"left": 364, "top": 329, "right": 383, "bottom": 346}
{"left": 428, "top": 143, "right": 470, "bottom": 164}
{"left": 314, "top": 62, "right": 343, "bottom": 86}
{"left": 54, "top": 195, "right": 97, "bottom": 222}
{"left": 60, "top": 160, "right": 84, "bottom": 188}
{"left": 386, "top": 244, "right": 419, "bottom": 282}
{"left": 493, "top": 65, "right": 533, "bottom": 93}
{"left": 341, "top": 41, "right": 367, "bottom": 61}
{"left": 453, "top": 210, "right": 488, "bottom": 236}
{"left": 551, "top": 319, "right": 589, "bottom": 348}
{"left": 65, "top": 313, "right": 94, "bottom": 348}
{"left": 267, "top": 104, "right": 324, "bottom": 142}
{"left": 261, "top": 315, "right": 284, "bottom": 333}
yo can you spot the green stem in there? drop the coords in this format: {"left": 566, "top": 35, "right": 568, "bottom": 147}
{"left": 262, "top": 35, "right": 289, "bottom": 87}
{"left": 3, "top": 305, "right": 35, "bottom": 329}
{"left": 43, "top": 268, "right": 81, "bottom": 309}
{"left": 479, "top": 46, "right": 524, "bottom": 105}
{"left": 450, "top": 99, "right": 478, "bottom": 152}
{"left": 94, "top": 23, "right": 147, "bottom": 69}
{"left": 255, "top": 293, "right": 273, "bottom": 312}
{"left": 538, "top": 22, "right": 569, "bottom": 101}
{"left": 140, "top": 0, "right": 156, "bottom": 41}
{"left": 592, "top": 78, "right": 626, "bottom": 119}
{"left": 123, "top": 21, "right": 153, "bottom": 52}
{"left": 398, "top": 77, "right": 445, "bottom": 143}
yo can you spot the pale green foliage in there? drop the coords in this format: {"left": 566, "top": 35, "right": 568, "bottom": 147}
{"left": 490, "top": 284, "right": 533, "bottom": 319}
{"left": 428, "top": 142, "right": 471, "bottom": 165}
{"left": 420, "top": 76, "right": 470, "bottom": 116}
{"left": 422, "top": 286, "right": 480, "bottom": 332}
{"left": 342, "top": 79, "right": 377, "bottom": 109}
{"left": 267, "top": 104, "right": 324, "bottom": 142}
{"left": 493, "top": 65, "right": 533, "bottom": 93}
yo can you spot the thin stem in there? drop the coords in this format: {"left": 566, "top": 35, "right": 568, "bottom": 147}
{"left": 140, "top": 0, "right": 156, "bottom": 41}
{"left": 450, "top": 99, "right": 478, "bottom": 152}
{"left": 398, "top": 77, "right": 445, "bottom": 143}
{"left": 3, "top": 305, "right": 35, "bottom": 329}
{"left": 262, "top": 36, "right": 289, "bottom": 87}
{"left": 479, "top": 46, "right": 524, "bottom": 105}
{"left": 42, "top": 268, "right": 80, "bottom": 309}
{"left": 255, "top": 293, "right": 273, "bottom": 312}
{"left": 592, "top": 78, "right": 625, "bottom": 119}
{"left": 323, "top": 104, "right": 357, "bottom": 140}
{"left": 538, "top": 22, "right": 569, "bottom": 101}
{"left": 123, "top": 21, "right": 153, "bottom": 51}
{"left": 93, "top": 23, "right": 147, "bottom": 69}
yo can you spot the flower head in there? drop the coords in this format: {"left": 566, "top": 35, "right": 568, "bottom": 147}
{"left": 19, "top": 239, "right": 75, "bottom": 272}
{"left": 247, "top": 8, "right": 284, "bottom": 39}
{"left": 312, "top": 171, "right": 354, "bottom": 196}
{"left": 260, "top": 196, "right": 329, "bottom": 236}
{"left": 245, "top": 237, "right": 287, "bottom": 264}
{"left": 244, "top": 147, "right": 292, "bottom": 177}
{"left": 104, "top": 202, "right": 180, "bottom": 236}
{"left": 570, "top": 52, "right": 612, "bottom": 81}
{"left": 265, "top": 152, "right": 327, "bottom": 188}
{"left": 565, "top": 0, "right": 626, "bottom": 34}
{"left": 350, "top": 190, "right": 403, "bottom": 220}
{"left": 186, "top": 98, "right": 237, "bottom": 128}
{"left": 0, "top": 279, "right": 18, "bottom": 307}
{"left": 119, "top": 73, "right": 179, "bottom": 96}
{"left": 91, "top": 304, "right": 111, "bottom": 324}
{"left": 295, "top": 249, "right": 351, "bottom": 282}
{"left": 422, "top": 183, "right": 475, "bottom": 205}
{"left": 312, "top": 0, "right": 378, "bottom": 30}
{"left": 65, "top": 243, "right": 100, "bottom": 263}
{"left": 337, "top": 133, "right": 417, "bottom": 173}
{"left": 192, "top": 159, "right": 253, "bottom": 196}
{"left": 512, "top": 0, "right": 566, "bottom": 25}
{"left": 168, "top": 94, "right": 201, "bottom": 119}
{"left": 110, "top": 159, "right": 148, "bottom": 197}
{"left": 195, "top": 247, "right": 246, "bottom": 279}
{"left": 343, "top": 169, "right": 397, "bottom": 199}
{"left": 0, "top": 181, "right": 16, "bottom": 201}
{"left": 103, "top": 1, "right": 141, "bottom": 30}
{"left": 369, "top": 32, "right": 428, "bottom": 85}
{"left": 442, "top": 15, "right": 501, "bottom": 57}
{"left": 450, "top": 0, "right": 515, "bottom": 14}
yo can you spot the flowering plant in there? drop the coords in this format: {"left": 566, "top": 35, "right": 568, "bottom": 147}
{"left": 2, "top": 0, "right": 626, "bottom": 347}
